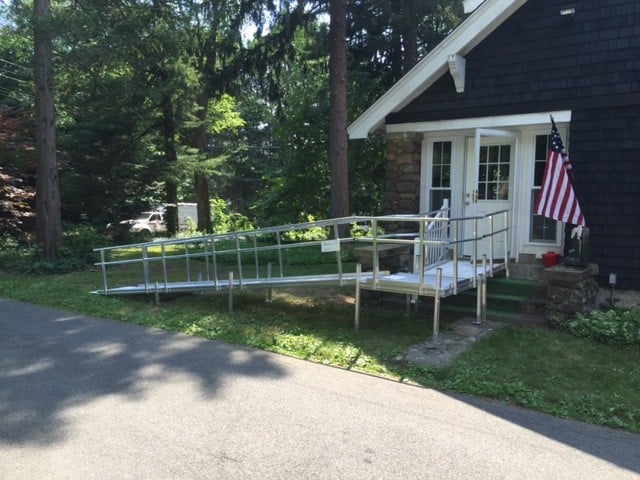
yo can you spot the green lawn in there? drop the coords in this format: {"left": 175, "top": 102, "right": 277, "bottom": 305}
{"left": 1, "top": 268, "right": 639, "bottom": 434}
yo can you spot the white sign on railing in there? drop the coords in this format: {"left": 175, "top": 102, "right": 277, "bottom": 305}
{"left": 321, "top": 239, "right": 341, "bottom": 253}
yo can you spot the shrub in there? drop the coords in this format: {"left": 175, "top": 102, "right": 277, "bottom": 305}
{"left": 210, "top": 197, "right": 255, "bottom": 234}
{"left": 553, "top": 308, "right": 640, "bottom": 345}
{"left": 0, "top": 224, "right": 112, "bottom": 274}
{"left": 282, "top": 214, "right": 329, "bottom": 242}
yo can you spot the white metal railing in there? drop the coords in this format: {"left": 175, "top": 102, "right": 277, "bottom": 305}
{"left": 94, "top": 208, "right": 509, "bottom": 299}
{"left": 413, "top": 199, "right": 451, "bottom": 274}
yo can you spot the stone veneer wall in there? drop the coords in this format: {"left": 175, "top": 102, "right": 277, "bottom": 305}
{"left": 384, "top": 135, "right": 422, "bottom": 216}
{"left": 381, "top": 135, "right": 422, "bottom": 271}
{"left": 545, "top": 264, "right": 600, "bottom": 321}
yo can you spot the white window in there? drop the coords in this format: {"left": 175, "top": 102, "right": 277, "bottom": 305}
{"left": 429, "top": 141, "right": 452, "bottom": 211}
{"left": 529, "top": 133, "right": 559, "bottom": 243}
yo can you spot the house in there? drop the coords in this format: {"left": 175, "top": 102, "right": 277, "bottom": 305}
{"left": 349, "top": 0, "right": 640, "bottom": 290}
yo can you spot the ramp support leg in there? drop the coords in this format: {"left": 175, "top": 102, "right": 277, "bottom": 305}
{"left": 228, "top": 271, "right": 234, "bottom": 313}
{"left": 433, "top": 268, "right": 442, "bottom": 342}
{"left": 482, "top": 255, "right": 488, "bottom": 322}
{"left": 266, "top": 263, "right": 273, "bottom": 303}
{"left": 354, "top": 263, "right": 361, "bottom": 333}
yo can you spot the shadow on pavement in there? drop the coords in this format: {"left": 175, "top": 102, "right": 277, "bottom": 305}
{"left": 0, "top": 299, "right": 286, "bottom": 445}
{"left": 446, "top": 391, "right": 640, "bottom": 474}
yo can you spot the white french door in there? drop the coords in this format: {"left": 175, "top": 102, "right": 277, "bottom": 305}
{"left": 463, "top": 129, "right": 516, "bottom": 259}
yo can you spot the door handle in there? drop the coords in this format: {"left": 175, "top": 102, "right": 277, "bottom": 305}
{"left": 472, "top": 189, "right": 478, "bottom": 203}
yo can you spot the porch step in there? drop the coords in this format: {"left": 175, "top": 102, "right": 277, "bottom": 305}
{"left": 509, "top": 262, "right": 546, "bottom": 281}
{"left": 441, "top": 277, "right": 547, "bottom": 319}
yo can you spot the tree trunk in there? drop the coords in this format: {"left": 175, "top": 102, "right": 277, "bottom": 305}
{"left": 161, "top": 96, "right": 179, "bottom": 236}
{"left": 194, "top": 171, "right": 212, "bottom": 232}
{"left": 34, "top": 0, "right": 62, "bottom": 259}
{"left": 193, "top": 97, "right": 212, "bottom": 233}
{"left": 329, "top": 0, "right": 350, "bottom": 226}
{"left": 165, "top": 180, "right": 178, "bottom": 235}
{"left": 401, "top": 0, "right": 419, "bottom": 72}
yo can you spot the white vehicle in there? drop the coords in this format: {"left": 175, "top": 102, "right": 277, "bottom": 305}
{"left": 121, "top": 203, "right": 198, "bottom": 235}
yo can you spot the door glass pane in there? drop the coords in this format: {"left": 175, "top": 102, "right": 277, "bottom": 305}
{"left": 477, "top": 144, "right": 511, "bottom": 200}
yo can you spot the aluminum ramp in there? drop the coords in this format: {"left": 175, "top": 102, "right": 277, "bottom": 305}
{"left": 94, "top": 207, "right": 510, "bottom": 339}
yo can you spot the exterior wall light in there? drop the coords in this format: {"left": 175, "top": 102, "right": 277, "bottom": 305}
{"left": 560, "top": 7, "right": 575, "bottom": 17}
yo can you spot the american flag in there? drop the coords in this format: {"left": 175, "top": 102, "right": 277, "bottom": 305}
{"left": 534, "top": 119, "right": 586, "bottom": 226}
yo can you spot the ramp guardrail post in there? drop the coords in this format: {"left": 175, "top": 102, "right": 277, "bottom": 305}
{"left": 100, "top": 249, "right": 108, "bottom": 294}
{"left": 266, "top": 263, "right": 273, "bottom": 302}
{"left": 142, "top": 245, "right": 150, "bottom": 291}
{"left": 228, "top": 271, "right": 234, "bottom": 312}
{"left": 354, "top": 263, "right": 361, "bottom": 333}
{"left": 482, "top": 254, "right": 488, "bottom": 322}
{"left": 433, "top": 267, "right": 442, "bottom": 342}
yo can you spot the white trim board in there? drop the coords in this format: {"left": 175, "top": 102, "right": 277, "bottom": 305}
{"left": 387, "top": 111, "right": 572, "bottom": 136}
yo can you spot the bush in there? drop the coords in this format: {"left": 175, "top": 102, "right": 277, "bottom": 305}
{"left": 0, "top": 224, "right": 112, "bottom": 274}
{"left": 553, "top": 308, "right": 640, "bottom": 345}
{"left": 210, "top": 197, "right": 255, "bottom": 234}
{"left": 282, "top": 214, "right": 329, "bottom": 242}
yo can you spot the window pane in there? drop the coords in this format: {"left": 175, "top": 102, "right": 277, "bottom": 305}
{"left": 479, "top": 163, "right": 487, "bottom": 181}
{"left": 432, "top": 164, "right": 441, "bottom": 187}
{"left": 534, "top": 161, "right": 546, "bottom": 186}
{"left": 498, "top": 182, "right": 509, "bottom": 200}
{"left": 530, "top": 190, "right": 557, "bottom": 242}
{"left": 500, "top": 145, "right": 511, "bottom": 163}
{"left": 479, "top": 146, "right": 487, "bottom": 164}
{"left": 488, "top": 145, "right": 499, "bottom": 163}
{"left": 478, "top": 183, "right": 487, "bottom": 199}
{"left": 430, "top": 190, "right": 450, "bottom": 211}
{"left": 534, "top": 134, "right": 550, "bottom": 187}
{"left": 535, "top": 134, "right": 548, "bottom": 159}
{"left": 442, "top": 141, "right": 451, "bottom": 163}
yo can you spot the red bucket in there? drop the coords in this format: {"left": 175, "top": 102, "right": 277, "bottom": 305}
{"left": 542, "top": 251, "right": 560, "bottom": 267}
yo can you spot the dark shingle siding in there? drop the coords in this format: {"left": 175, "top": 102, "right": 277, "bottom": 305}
{"left": 387, "top": 0, "right": 640, "bottom": 288}
{"left": 389, "top": 0, "right": 640, "bottom": 123}
{"left": 558, "top": 105, "right": 640, "bottom": 289}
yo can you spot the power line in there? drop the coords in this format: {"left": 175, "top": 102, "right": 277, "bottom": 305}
{"left": 0, "top": 71, "right": 26, "bottom": 83}
{"left": 0, "top": 58, "right": 29, "bottom": 71}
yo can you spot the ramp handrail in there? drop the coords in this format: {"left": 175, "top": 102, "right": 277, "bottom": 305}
{"left": 94, "top": 209, "right": 509, "bottom": 296}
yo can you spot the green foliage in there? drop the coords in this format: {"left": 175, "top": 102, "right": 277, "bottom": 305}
{"left": 208, "top": 94, "right": 245, "bottom": 134}
{"left": 282, "top": 214, "right": 329, "bottom": 242}
{"left": 0, "top": 225, "right": 111, "bottom": 274}
{"left": 174, "top": 216, "right": 200, "bottom": 238}
{"left": 210, "top": 197, "right": 255, "bottom": 234}
{"left": 552, "top": 308, "right": 640, "bottom": 345}
{"left": 350, "top": 222, "right": 385, "bottom": 238}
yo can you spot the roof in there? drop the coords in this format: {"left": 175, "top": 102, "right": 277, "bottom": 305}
{"left": 348, "top": 0, "right": 528, "bottom": 139}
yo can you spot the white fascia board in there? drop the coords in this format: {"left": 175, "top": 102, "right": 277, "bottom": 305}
{"left": 348, "top": 0, "right": 528, "bottom": 139}
{"left": 464, "top": 0, "right": 486, "bottom": 13}
{"left": 386, "top": 110, "right": 572, "bottom": 135}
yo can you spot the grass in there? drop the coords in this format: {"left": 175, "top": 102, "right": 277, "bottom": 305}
{"left": 1, "top": 267, "right": 639, "bottom": 434}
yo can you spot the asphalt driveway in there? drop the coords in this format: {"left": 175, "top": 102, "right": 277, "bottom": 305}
{"left": 1, "top": 298, "right": 639, "bottom": 479}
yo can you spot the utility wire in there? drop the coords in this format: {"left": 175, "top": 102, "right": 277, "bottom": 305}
{"left": 0, "top": 58, "right": 29, "bottom": 70}
{"left": 0, "top": 71, "right": 26, "bottom": 83}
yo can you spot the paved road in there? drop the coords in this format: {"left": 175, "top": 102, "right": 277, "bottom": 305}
{"left": 1, "top": 298, "right": 639, "bottom": 479}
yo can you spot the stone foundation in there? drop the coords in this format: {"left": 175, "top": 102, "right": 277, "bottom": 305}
{"left": 544, "top": 263, "right": 599, "bottom": 320}
{"left": 384, "top": 135, "right": 421, "bottom": 218}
